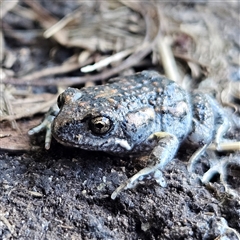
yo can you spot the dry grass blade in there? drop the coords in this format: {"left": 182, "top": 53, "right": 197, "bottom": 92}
{"left": 81, "top": 48, "right": 135, "bottom": 73}
{"left": 66, "top": 3, "right": 144, "bottom": 51}
{"left": 0, "top": 31, "right": 5, "bottom": 63}
{"left": 156, "top": 35, "right": 181, "bottom": 83}
{"left": 3, "top": 1, "right": 161, "bottom": 86}
{"left": 0, "top": 94, "right": 58, "bottom": 122}
{"left": 23, "top": 0, "right": 68, "bottom": 45}
{"left": 20, "top": 54, "right": 93, "bottom": 82}
{"left": 4, "top": 43, "right": 153, "bottom": 87}
{"left": 0, "top": 86, "right": 19, "bottom": 131}
{"left": 44, "top": 7, "right": 82, "bottom": 38}
{"left": 0, "top": 213, "right": 14, "bottom": 234}
{"left": 0, "top": 0, "right": 18, "bottom": 18}
{"left": 208, "top": 142, "right": 240, "bottom": 151}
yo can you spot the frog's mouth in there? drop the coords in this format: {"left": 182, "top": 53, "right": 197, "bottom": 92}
{"left": 54, "top": 134, "right": 132, "bottom": 153}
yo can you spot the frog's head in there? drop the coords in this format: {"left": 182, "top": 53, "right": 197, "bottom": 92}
{"left": 52, "top": 87, "right": 156, "bottom": 154}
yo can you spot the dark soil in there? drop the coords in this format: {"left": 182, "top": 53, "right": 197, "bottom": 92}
{"left": 0, "top": 140, "right": 239, "bottom": 239}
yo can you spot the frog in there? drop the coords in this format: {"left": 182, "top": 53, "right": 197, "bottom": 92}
{"left": 29, "top": 70, "right": 233, "bottom": 199}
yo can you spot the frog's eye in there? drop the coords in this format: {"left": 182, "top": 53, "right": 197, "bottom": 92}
{"left": 89, "top": 116, "right": 112, "bottom": 135}
{"left": 57, "top": 94, "right": 65, "bottom": 109}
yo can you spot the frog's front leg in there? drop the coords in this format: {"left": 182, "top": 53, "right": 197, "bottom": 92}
{"left": 111, "top": 132, "right": 179, "bottom": 199}
{"left": 28, "top": 104, "right": 59, "bottom": 149}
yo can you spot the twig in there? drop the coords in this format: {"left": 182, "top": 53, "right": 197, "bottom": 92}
{"left": 156, "top": 6, "right": 181, "bottom": 83}
{"left": 173, "top": 52, "right": 209, "bottom": 68}
{"left": 81, "top": 48, "right": 135, "bottom": 73}
{"left": 20, "top": 55, "right": 93, "bottom": 81}
{"left": 0, "top": 0, "right": 18, "bottom": 18}
{"left": 0, "top": 96, "right": 57, "bottom": 121}
{"left": 44, "top": 7, "right": 82, "bottom": 38}
{"left": 23, "top": 0, "right": 68, "bottom": 45}
{"left": 208, "top": 142, "right": 240, "bottom": 151}
{"left": 4, "top": 43, "right": 152, "bottom": 87}
{"left": 157, "top": 35, "right": 181, "bottom": 83}
{"left": 0, "top": 213, "right": 14, "bottom": 234}
{"left": 2, "top": 89, "right": 20, "bottom": 131}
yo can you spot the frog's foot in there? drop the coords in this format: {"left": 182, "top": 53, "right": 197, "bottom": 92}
{"left": 28, "top": 104, "right": 59, "bottom": 149}
{"left": 214, "top": 217, "right": 240, "bottom": 240}
{"left": 201, "top": 156, "right": 240, "bottom": 197}
{"left": 111, "top": 132, "right": 179, "bottom": 200}
{"left": 188, "top": 140, "right": 240, "bottom": 172}
{"left": 111, "top": 167, "right": 166, "bottom": 200}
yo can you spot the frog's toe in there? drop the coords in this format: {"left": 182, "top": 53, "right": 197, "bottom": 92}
{"left": 28, "top": 121, "right": 47, "bottom": 135}
{"left": 44, "top": 120, "right": 54, "bottom": 149}
{"left": 153, "top": 169, "right": 167, "bottom": 187}
{"left": 111, "top": 177, "right": 138, "bottom": 200}
{"left": 28, "top": 115, "right": 55, "bottom": 149}
{"left": 201, "top": 158, "right": 226, "bottom": 184}
{"left": 111, "top": 179, "right": 129, "bottom": 200}
{"left": 202, "top": 156, "right": 240, "bottom": 196}
{"left": 111, "top": 182, "right": 127, "bottom": 200}
{"left": 111, "top": 168, "right": 167, "bottom": 199}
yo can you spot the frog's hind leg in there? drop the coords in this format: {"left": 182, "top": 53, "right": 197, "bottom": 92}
{"left": 209, "top": 96, "right": 230, "bottom": 148}
{"left": 187, "top": 93, "right": 216, "bottom": 172}
{"left": 201, "top": 155, "right": 240, "bottom": 197}
{"left": 197, "top": 97, "right": 232, "bottom": 187}
{"left": 200, "top": 99, "right": 240, "bottom": 195}
{"left": 188, "top": 95, "right": 240, "bottom": 195}
{"left": 188, "top": 94, "right": 231, "bottom": 169}
{"left": 111, "top": 132, "right": 179, "bottom": 199}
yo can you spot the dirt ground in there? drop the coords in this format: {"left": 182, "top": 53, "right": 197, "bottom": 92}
{"left": 0, "top": 1, "right": 240, "bottom": 239}
{"left": 1, "top": 142, "right": 240, "bottom": 239}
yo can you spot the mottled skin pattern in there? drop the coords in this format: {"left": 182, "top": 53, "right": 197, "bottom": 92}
{"left": 29, "top": 71, "right": 230, "bottom": 199}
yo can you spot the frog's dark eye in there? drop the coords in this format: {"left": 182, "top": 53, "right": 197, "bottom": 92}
{"left": 57, "top": 94, "right": 65, "bottom": 109}
{"left": 89, "top": 116, "right": 112, "bottom": 135}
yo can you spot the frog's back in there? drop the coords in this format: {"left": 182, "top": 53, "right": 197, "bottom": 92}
{"left": 111, "top": 71, "right": 192, "bottom": 140}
